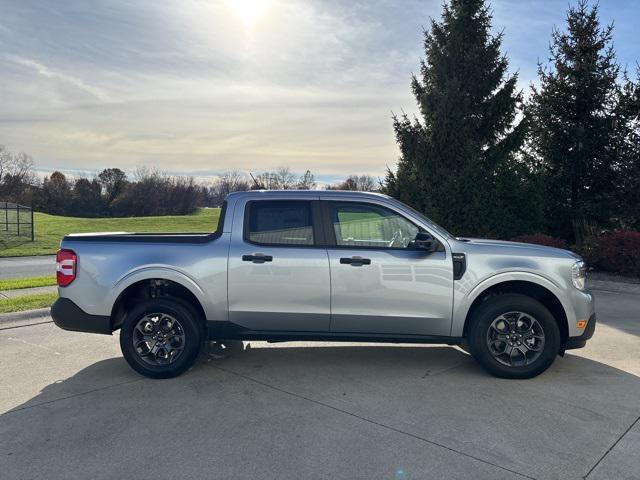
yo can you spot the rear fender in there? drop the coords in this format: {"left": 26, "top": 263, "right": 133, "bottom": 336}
{"left": 109, "top": 267, "right": 211, "bottom": 319}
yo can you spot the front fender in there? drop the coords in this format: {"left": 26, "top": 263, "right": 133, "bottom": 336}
{"left": 451, "top": 271, "right": 572, "bottom": 337}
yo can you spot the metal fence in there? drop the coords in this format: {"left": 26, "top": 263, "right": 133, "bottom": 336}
{"left": 0, "top": 202, "right": 34, "bottom": 247}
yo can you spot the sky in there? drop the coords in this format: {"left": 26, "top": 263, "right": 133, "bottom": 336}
{"left": 0, "top": 0, "right": 638, "bottom": 184}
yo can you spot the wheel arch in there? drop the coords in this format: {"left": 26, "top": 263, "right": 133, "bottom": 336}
{"left": 110, "top": 274, "right": 207, "bottom": 331}
{"left": 460, "top": 279, "right": 569, "bottom": 345}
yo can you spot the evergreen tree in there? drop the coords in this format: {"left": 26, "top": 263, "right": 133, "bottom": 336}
{"left": 526, "top": 1, "right": 639, "bottom": 242}
{"left": 97, "top": 168, "right": 128, "bottom": 206}
{"left": 613, "top": 70, "right": 640, "bottom": 230}
{"left": 384, "top": 0, "right": 532, "bottom": 238}
{"left": 72, "top": 178, "right": 105, "bottom": 217}
{"left": 41, "top": 171, "right": 72, "bottom": 216}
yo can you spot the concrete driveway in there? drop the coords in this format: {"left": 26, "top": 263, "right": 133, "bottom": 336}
{"left": 1, "top": 289, "right": 639, "bottom": 480}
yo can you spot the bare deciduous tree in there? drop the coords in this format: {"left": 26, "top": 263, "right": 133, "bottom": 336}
{"left": 296, "top": 170, "right": 317, "bottom": 190}
{"left": 254, "top": 167, "right": 294, "bottom": 190}
{"left": 273, "top": 167, "right": 296, "bottom": 189}
{"left": 327, "top": 175, "right": 377, "bottom": 192}
{"left": 208, "top": 170, "right": 250, "bottom": 206}
{"left": 0, "top": 145, "right": 36, "bottom": 202}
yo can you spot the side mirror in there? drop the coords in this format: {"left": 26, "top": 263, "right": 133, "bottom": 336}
{"left": 413, "top": 232, "right": 439, "bottom": 252}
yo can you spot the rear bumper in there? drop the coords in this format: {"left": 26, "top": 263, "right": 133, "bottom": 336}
{"left": 51, "top": 298, "right": 112, "bottom": 335}
{"left": 564, "top": 313, "right": 597, "bottom": 350}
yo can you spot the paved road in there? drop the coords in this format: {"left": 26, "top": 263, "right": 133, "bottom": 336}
{"left": 0, "top": 255, "right": 55, "bottom": 279}
{"left": 1, "top": 289, "right": 639, "bottom": 480}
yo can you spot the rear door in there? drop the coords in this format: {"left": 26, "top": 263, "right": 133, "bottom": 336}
{"left": 227, "top": 197, "right": 331, "bottom": 332}
{"left": 322, "top": 198, "right": 453, "bottom": 337}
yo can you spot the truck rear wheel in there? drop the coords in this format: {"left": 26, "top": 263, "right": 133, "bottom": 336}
{"left": 467, "top": 293, "right": 560, "bottom": 379}
{"left": 119, "top": 298, "right": 203, "bottom": 379}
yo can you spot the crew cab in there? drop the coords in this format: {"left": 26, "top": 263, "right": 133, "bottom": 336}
{"left": 51, "top": 190, "right": 596, "bottom": 379}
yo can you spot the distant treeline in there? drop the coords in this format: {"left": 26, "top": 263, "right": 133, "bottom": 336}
{"left": 36, "top": 168, "right": 201, "bottom": 217}
{"left": 0, "top": 152, "right": 377, "bottom": 217}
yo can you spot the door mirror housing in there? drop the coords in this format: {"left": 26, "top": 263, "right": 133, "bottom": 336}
{"left": 412, "top": 231, "right": 439, "bottom": 252}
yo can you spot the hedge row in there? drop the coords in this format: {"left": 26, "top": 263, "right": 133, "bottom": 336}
{"left": 510, "top": 231, "right": 640, "bottom": 277}
{"left": 510, "top": 234, "right": 568, "bottom": 250}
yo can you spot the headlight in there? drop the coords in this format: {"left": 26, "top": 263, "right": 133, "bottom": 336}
{"left": 571, "top": 260, "right": 587, "bottom": 290}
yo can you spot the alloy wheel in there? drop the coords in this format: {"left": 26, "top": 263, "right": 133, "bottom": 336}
{"left": 133, "top": 313, "right": 186, "bottom": 366}
{"left": 486, "top": 311, "right": 545, "bottom": 367}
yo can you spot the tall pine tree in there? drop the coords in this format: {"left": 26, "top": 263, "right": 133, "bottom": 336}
{"left": 616, "top": 71, "right": 640, "bottom": 229}
{"left": 384, "top": 0, "right": 533, "bottom": 238}
{"left": 526, "top": 1, "right": 639, "bottom": 243}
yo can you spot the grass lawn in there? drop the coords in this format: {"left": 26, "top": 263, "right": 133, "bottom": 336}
{"left": 0, "top": 208, "right": 220, "bottom": 257}
{"left": 0, "top": 292, "right": 57, "bottom": 314}
{"left": 0, "top": 276, "right": 57, "bottom": 290}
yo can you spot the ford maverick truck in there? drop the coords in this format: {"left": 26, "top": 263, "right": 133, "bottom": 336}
{"left": 51, "top": 190, "right": 595, "bottom": 379}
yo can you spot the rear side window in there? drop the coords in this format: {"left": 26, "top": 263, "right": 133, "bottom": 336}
{"left": 247, "top": 201, "right": 314, "bottom": 246}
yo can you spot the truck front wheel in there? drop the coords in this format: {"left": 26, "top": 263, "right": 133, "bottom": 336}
{"left": 467, "top": 293, "right": 560, "bottom": 379}
{"left": 119, "top": 298, "right": 203, "bottom": 379}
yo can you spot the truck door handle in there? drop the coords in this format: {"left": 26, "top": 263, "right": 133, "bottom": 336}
{"left": 340, "top": 256, "right": 371, "bottom": 266}
{"left": 242, "top": 254, "right": 273, "bottom": 263}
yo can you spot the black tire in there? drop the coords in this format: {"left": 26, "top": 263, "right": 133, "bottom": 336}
{"left": 467, "top": 293, "right": 560, "bottom": 379}
{"left": 119, "top": 298, "right": 203, "bottom": 379}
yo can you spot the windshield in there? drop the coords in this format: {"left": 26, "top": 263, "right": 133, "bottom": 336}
{"left": 403, "top": 204, "right": 456, "bottom": 240}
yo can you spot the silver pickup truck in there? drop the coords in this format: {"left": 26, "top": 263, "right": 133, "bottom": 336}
{"left": 52, "top": 190, "right": 595, "bottom": 379}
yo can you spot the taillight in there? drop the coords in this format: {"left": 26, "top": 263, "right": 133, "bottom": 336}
{"left": 56, "top": 249, "right": 77, "bottom": 287}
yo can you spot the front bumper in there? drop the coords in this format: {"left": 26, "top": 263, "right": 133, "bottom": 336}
{"left": 564, "top": 313, "right": 597, "bottom": 350}
{"left": 51, "top": 298, "right": 112, "bottom": 335}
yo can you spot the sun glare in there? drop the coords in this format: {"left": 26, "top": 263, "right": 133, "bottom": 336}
{"left": 227, "top": 0, "right": 272, "bottom": 27}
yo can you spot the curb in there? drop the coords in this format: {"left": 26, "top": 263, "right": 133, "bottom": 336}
{"left": 0, "top": 308, "right": 51, "bottom": 325}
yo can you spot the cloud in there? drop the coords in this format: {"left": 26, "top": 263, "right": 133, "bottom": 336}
{"left": 0, "top": 0, "right": 422, "bottom": 177}
{"left": 0, "top": 0, "right": 638, "bottom": 179}
{"left": 5, "top": 54, "right": 112, "bottom": 103}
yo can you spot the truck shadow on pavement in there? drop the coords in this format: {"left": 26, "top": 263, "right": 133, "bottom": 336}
{"left": 3, "top": 344, "right": 640, "bottom": 480}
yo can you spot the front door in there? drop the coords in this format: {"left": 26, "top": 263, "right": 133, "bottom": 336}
{"left": 324, "top": 200, "right": 453, "bottom": 337}
{"left": 228, "top": 198, "right": 331, "bottom": 332}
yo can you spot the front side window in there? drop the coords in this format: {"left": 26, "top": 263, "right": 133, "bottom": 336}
{"left": 247, "top": 201, "right": 314, "bottom": 246}
{"left": 329, "top": 202, "right": 419, "bottom": 248}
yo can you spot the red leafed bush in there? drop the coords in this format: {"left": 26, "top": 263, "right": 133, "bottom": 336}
{"left": 580, "top": 231, "right": 640, "bottom": 277}
{"left": 510, "top": 234, "right": 568, "bottom": 249}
